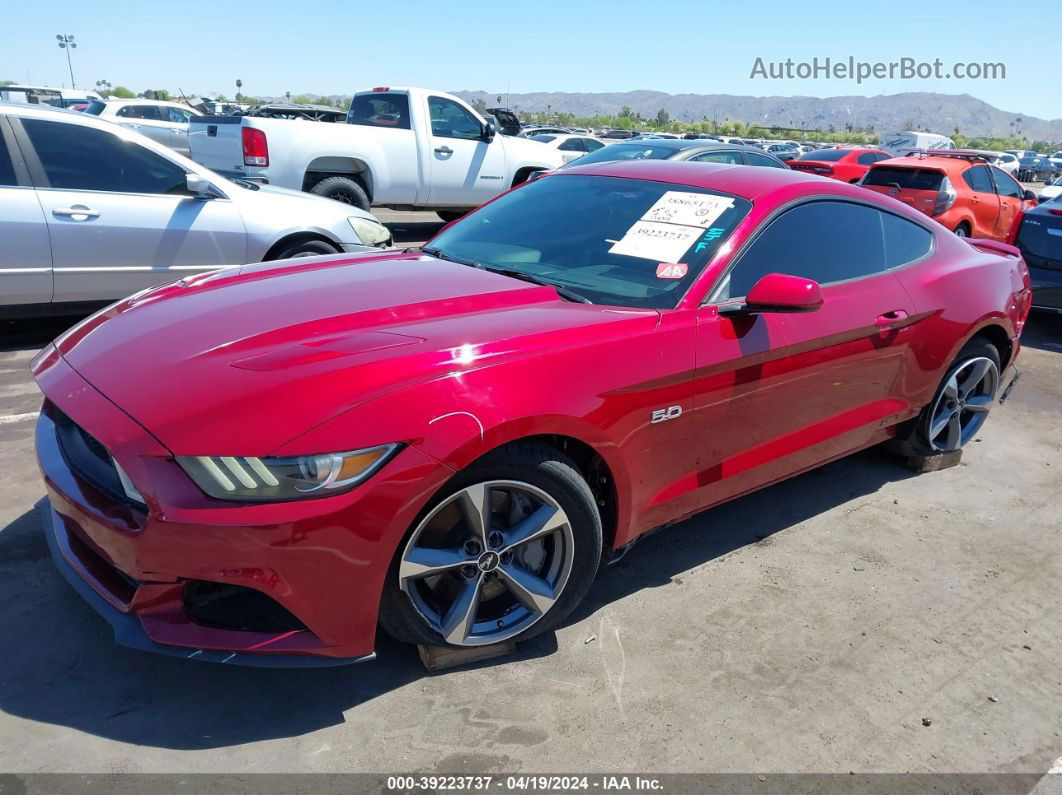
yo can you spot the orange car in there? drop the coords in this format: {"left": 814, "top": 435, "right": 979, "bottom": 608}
{"left": 860, "top": 151, "right": 1037, "bottom": 240}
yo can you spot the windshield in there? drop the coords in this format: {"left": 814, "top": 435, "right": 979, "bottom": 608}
{"left": 425, "top": 174, "right": 751, "bottom": 309}
{"left": 798, "top": 149, "right": 849, "bottom": 161}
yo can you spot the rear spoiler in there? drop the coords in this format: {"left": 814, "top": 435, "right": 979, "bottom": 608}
{"left": 967, "top": 238, "right": 1021, "bottom": 258}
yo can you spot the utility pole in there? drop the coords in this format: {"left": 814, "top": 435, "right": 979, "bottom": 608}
{"left": 56, "top": 34, "right": 77, "bottom": 88}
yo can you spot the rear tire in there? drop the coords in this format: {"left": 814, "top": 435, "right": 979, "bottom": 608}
{"left": 902, "top": 339, "right": 1001, "bottom": 456}
{"left": 270, "top": 238, "right": 339, "bottom": 259}
{"left": 954, "top": 222, "right": 971, "bottom": 238}
{"left": 309, "top": 176, "right": 370, "bottom": 211}
{"left": 436, "top": 210, "right": 467, "bottom": 223}
{"left": 378, "top": 443, "right": 602, "bottom": 648}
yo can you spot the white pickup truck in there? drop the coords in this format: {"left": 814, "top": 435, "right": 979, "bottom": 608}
{"left": 188, "top": 87, "right": 563, "bottom": 220}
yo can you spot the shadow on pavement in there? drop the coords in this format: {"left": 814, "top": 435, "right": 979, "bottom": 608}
{"left": 1020, "top": 311, "right": 1062, "bottom": 354}
{"left": 0, "top": 445, "right": 912, "bottom": 750}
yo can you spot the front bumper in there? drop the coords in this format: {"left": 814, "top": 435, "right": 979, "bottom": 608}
{"left": 33, "top": 350, "right": 451, "bottom": 666}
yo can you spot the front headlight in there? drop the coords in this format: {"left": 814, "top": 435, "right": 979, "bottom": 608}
{"left": 347, "top": 216, "right": 392, "bottom": 247}
{"left": 177, "top": 444, "right": 400, "bottom": 502}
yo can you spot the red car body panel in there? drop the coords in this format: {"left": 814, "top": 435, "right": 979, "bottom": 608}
{"left": 32, "top": 160, "right": 1031, "bottom": 663}
{"left": 787, "top": 148, "right": 891, "bottom": 183}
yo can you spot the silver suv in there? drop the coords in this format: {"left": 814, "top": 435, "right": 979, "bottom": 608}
{"left": 0, "top": 104, "right": 391, "bottom": 316}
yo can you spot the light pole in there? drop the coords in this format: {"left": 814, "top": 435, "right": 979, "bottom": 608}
{"left": 56, "top": 34, "right": 77, "bottom": 88}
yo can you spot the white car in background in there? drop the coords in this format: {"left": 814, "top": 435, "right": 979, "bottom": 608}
{"left": 84, "top": 98, "right": 203, "bottom": 156}
{"left": 0, "top": 104, "right": 390, "bottom": 316}
{"left": 1038, "top": 175, "right": 1062, "bottom": 203}
{"left": 994, "top": 152, "right": 1020, "bottom": 176}
{"left": 528, "top": 133, "right": 606, "bottom": 163}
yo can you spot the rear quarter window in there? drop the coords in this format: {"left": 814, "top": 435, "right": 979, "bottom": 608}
{"left": 881, "top": 212, "right": 933, "bottom": 268}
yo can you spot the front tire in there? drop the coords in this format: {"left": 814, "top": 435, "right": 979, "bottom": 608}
{"left": 436, "top": 210, "right": 468, "bottom": 223}
{"left": 270, "top": 238, "right": 339, "bottom": 259}
{"left": 309, "top": 176, "right": 371, "bottom": 211}
{"left": 379, "top": 443, "right": 602, "bottom": 648}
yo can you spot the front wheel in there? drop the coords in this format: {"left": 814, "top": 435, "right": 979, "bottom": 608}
{"left": 379, "top": 444, "right": 602, "bottom": 648}
{"left": 914, "top": 340, "right": 1000, "bottom": 454}
{"left": 436, "top": 210, "right": 468, "bottom": 223}
{"left": 270, "top": 238, "right": 339, "bottom": 259}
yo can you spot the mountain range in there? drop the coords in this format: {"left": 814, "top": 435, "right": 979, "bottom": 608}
{"left": 449, "top": 90, "right": 1062, "bottom": 142}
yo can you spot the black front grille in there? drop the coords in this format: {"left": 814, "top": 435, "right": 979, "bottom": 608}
{"left": 50, "top": 405, "right": 133, "bottom": 506}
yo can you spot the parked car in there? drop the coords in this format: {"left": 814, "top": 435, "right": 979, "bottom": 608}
{"left": 878, "top": 130, "right": 956, "bottom": 157}
{"left": 602, "top": 129, "right": 638, "bottom": 139}
{"left": 992, "top": 152, "right": 1020, "bottom": 176}
{"left": 860, "top": 151, "right": 1036, "bottom": 239}
{"left": 1014, "top": 152, "right": 1057, "bottom": 183}
{"left": 763, "top": 143, "right": 799, "bottom": 162}
{"left": 188, "top": 87, "right": 563, "bottom": 221}
{"left": 517, "top": 126, "right": 571, "bottom": 138}
{"left": 31, "top": 158, "right": 1029, "bottom": 664}
{"left": 84, "top": 99, "right": 203, "bottom": 157}
{"left": 0, "top": 104, "right": 390, "bottom": 316}
{"left": 0, "top": 84, "right": 101, "bottom": 108}
{"left": 529, "top": 134, "right": 606, "bottom": 163}
{"left": 788, "top": 147, "right": 892, "bottom": 182}
{"left": 1038, "top": 175, "right": 1062, "bottom": 203}
{"left": 562, "top": 138, "right": 788, "bottom": 170}
{"left": 1007, "top": 200, "right": 1062, "bottom": 312}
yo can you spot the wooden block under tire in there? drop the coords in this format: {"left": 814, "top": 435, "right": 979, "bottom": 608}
{"left": 904, "top": 449, "right": 963, "bottom": 473}
{"left": 417, "top": 641, "right": 517, "bottom": 672}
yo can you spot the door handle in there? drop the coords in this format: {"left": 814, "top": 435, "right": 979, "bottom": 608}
{"left": 434, "top": 145, "right": 453, "bottom": 155}
{"left": 875, "top": 309, "right": 909, "bottom": 327}
{"left": 53, "top": 205, "right": 100, "bottom": 221}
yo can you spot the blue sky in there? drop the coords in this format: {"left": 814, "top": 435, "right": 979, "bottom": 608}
{"left": 4, "top": 0, "right": 1057, "bottom": 119}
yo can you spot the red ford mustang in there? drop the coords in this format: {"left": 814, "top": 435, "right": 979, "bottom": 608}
{"left": 32, "top": 160, "right": 1031, "bottom": 666}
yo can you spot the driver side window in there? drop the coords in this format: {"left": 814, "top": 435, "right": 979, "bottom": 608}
{"left": 717, "top": 201, "right": 886, "bottom": 300}
{"left": 428, "top": 96, "right": 483, "bottom": 141}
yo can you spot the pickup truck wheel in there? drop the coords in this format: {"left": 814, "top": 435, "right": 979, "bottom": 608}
{"left": 379, "top": 443, "right": 602, "bottom": 648}
{"left": 309, "top": 176, "right": 370, "bottom": 211}
{"left": 271, "top": 239, "right": 340, "bottom": 259}
{"left": 436, "top": 210, "right": 467, "bottom": 223}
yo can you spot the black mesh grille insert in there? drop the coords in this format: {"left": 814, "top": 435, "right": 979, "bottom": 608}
{"left": 183, "top": 581, "right": 309, "bottom": 634}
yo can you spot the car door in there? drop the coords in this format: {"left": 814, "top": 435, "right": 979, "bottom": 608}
{"left": 556, "top": 137, "right": 587, "bottom": 163}
{"left": 743, "top": 151, "right": 788, "bottom": 169}
{"left": 424, "top": 95, "right": 507, "bottom": 207}
{"left": 691, "top": 200, "right": 917, "bottom": 506}
{"left": 960, "top": 165, "right": 1001, "bottom": 237}
{"left": 14, "top": 116, "right": 247, "bottom": 304}
{"left": 113, "top": 104, "right": 168, "bottom": 147}
{"left": 989, "top": 165, "right": 1026, "bottom": 240}
{"left": 0, "top": 116, "right": 52, "bottom": 306}
{"left": 686, "top": 149, "right": 743, "bottom": 165}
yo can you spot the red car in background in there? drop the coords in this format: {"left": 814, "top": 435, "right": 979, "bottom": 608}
{"left": 788, "top": 147, "right": 892, "bottom": 182}
{"left": 860, "top": 151, "right": 1038, "bottom": 239}
{"left": 32, "top": 161, "right": 1030, "bottom": 665}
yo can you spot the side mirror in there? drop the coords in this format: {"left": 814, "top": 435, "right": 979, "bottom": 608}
{"left": 186, "top": 173, "right": 216, "bottom": 199}
{"left": 721, "top": 273, "right": 824, "bottom": 315}
{"left": 481, "top": 119, "right": 497, "bottom": 143}
{"left": 1024, "top": 189, "right": 1037, "bottom": 202}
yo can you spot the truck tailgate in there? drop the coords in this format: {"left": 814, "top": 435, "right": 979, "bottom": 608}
{"left": 187, "top": 116, "right": 247, "bottom": 177}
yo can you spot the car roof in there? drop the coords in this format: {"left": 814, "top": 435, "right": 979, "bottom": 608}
{"left": 560, "top": 158, "right": 841, "bottom": 201}
{"left": 876, "top": 154, "right": 972, "bottom": 172}
{"left": 98, "top": 98, "right": 192, "bottom": 108}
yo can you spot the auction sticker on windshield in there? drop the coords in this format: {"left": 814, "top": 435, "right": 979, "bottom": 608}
{"left": 641, "top": 191, "right": 736, "bottom": 228}
{"left": 609, "top": 191, "right": 736, "bottom": 262}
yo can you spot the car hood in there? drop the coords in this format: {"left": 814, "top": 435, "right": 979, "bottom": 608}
{"left": 51, "top": 251, "right": 633, "bottom": 455}
{"left": 231, "top": 180, "right": 378, "bottom": 221}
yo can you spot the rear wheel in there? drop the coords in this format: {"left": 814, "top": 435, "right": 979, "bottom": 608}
{"left": 954, "top": 222, "right": 971, "bottom": 238}
{"left": 912, "top": 340, "right": 1000, "bottom": 454}
{"left": 379, "top": 444, "right": 602, "bottom": 648}
{"left": 309, "top": 176, "right": 370, "bottom": 211}
{"left": 436, "top": 210, "right": 468, "bottom": 223}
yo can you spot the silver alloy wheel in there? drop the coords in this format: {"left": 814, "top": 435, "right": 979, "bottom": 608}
{"left": 398, "top": 480, "right": 575, "bottom": 647}
{"left": 927, "top": 356, "right": 999, "bottom": 452}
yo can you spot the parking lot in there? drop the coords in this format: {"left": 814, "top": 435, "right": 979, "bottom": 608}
{"left": 0, "top": 210, "right": 1060, "bottom": 779}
